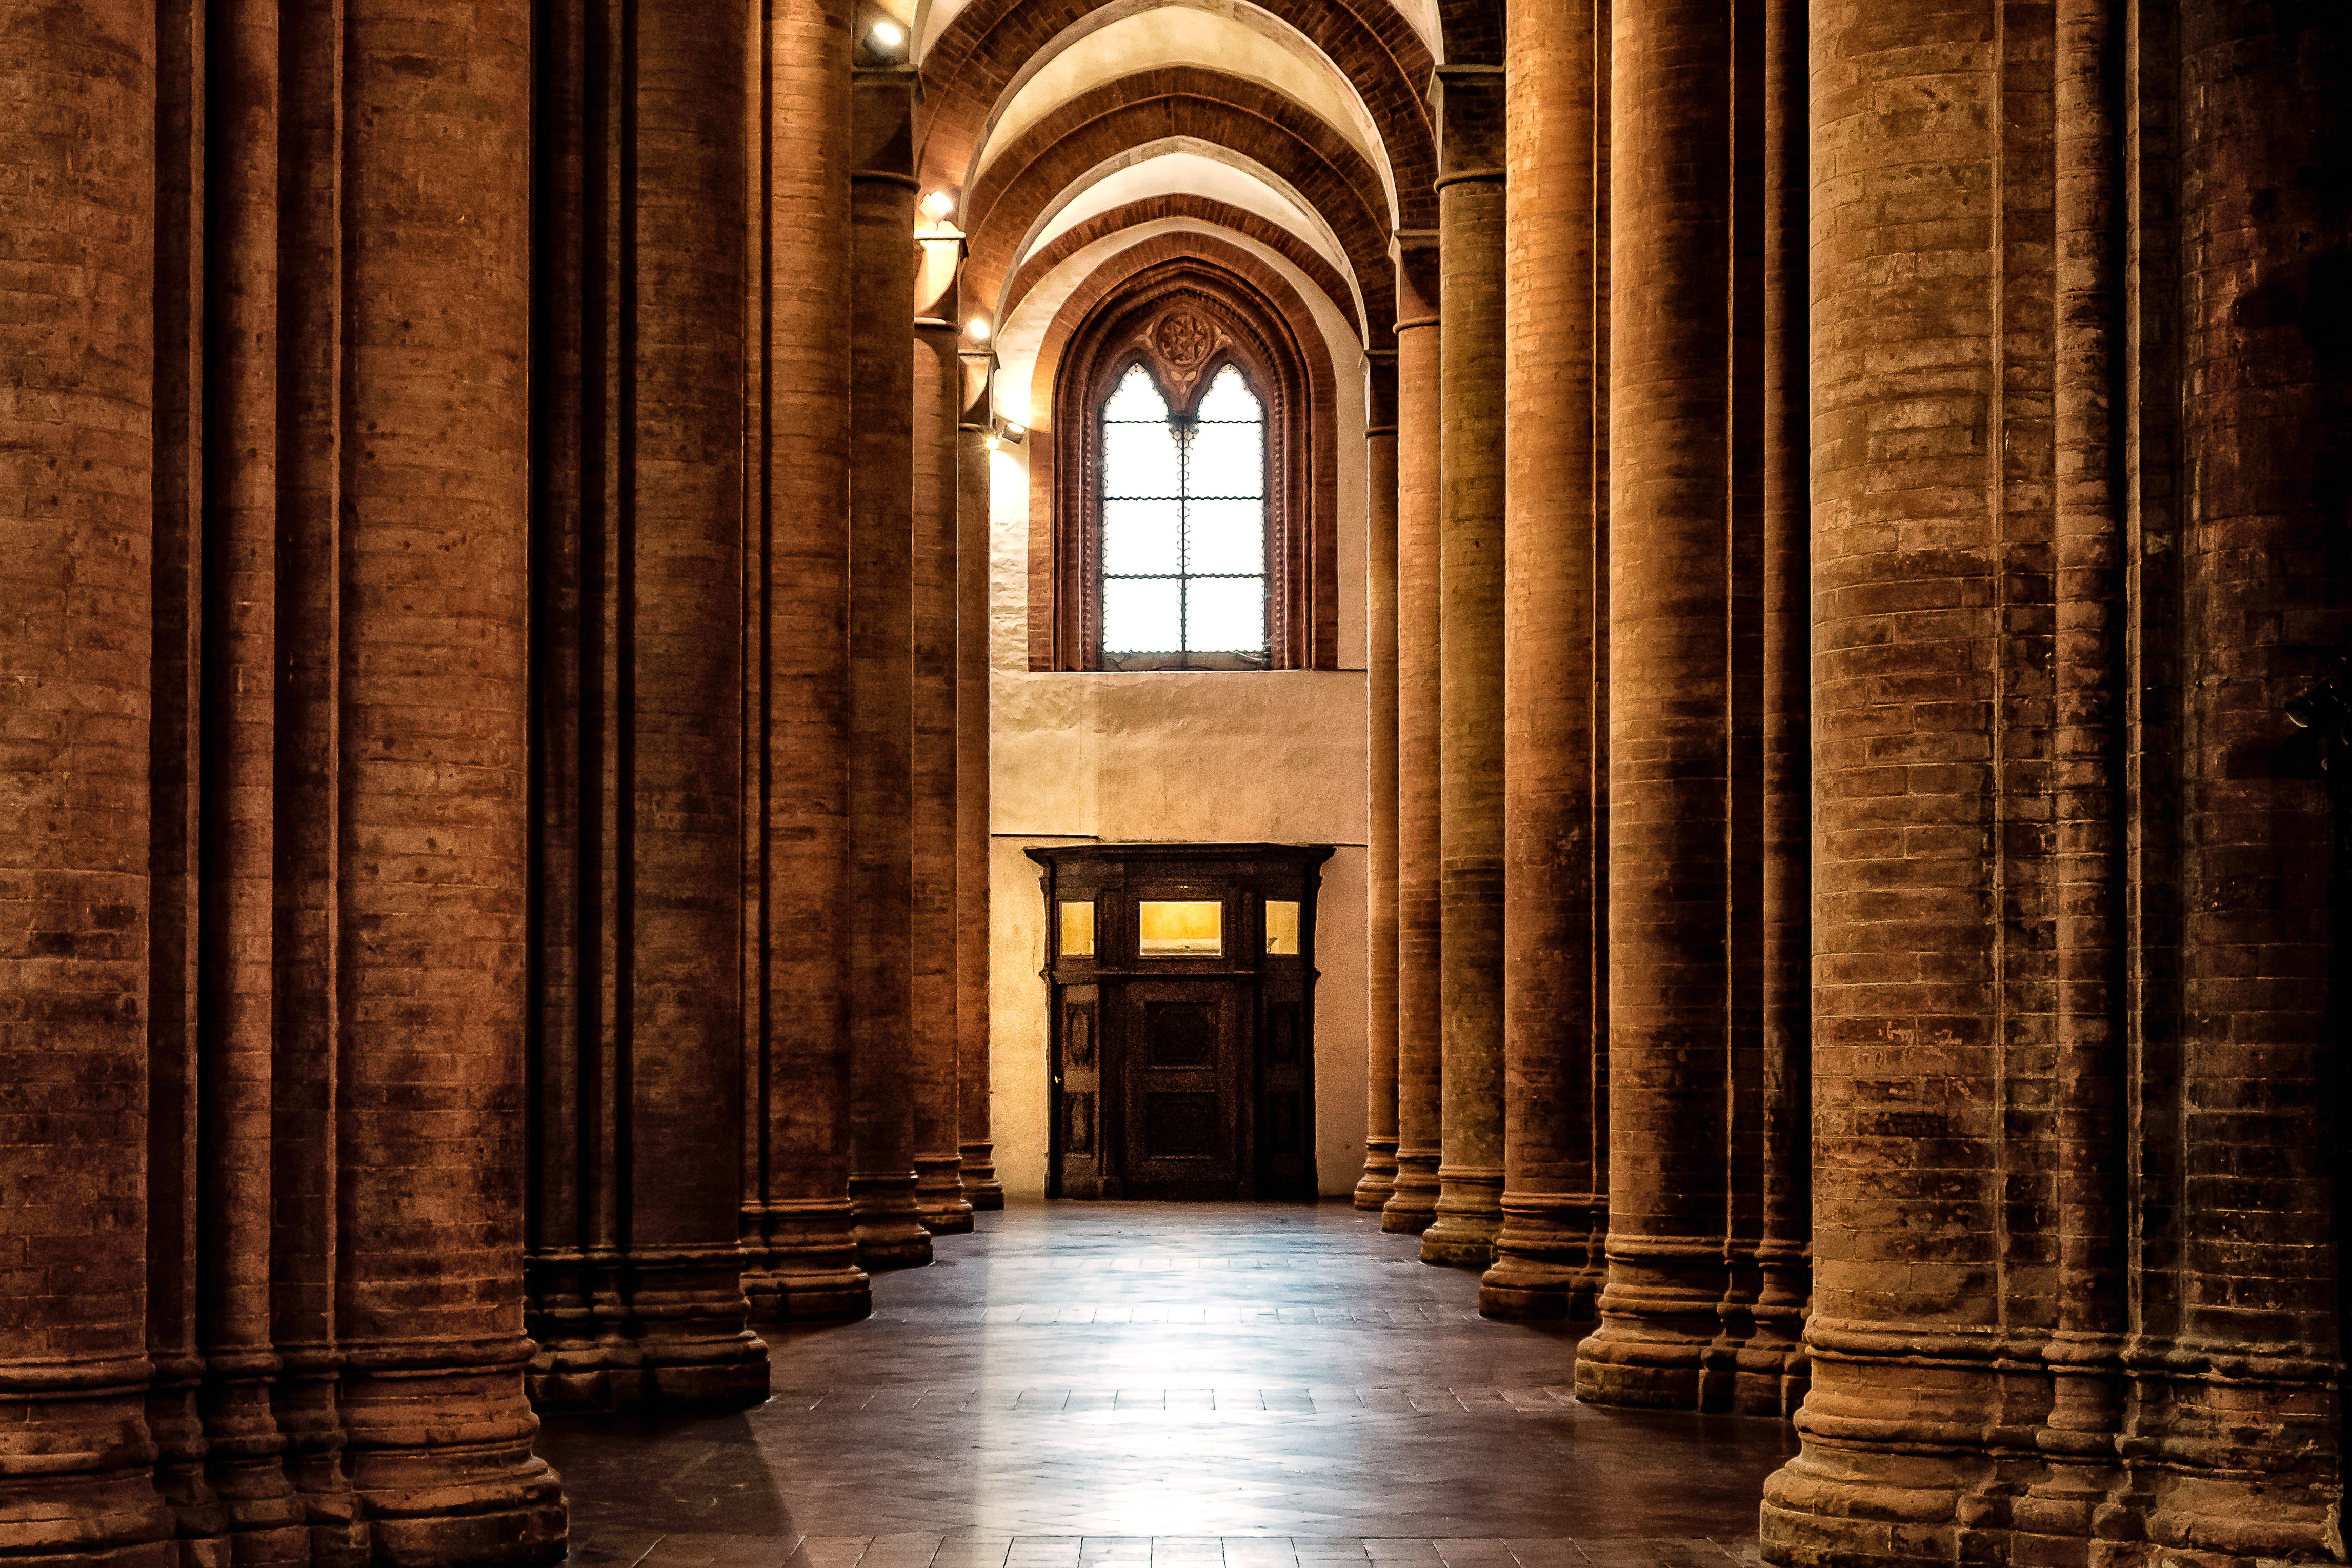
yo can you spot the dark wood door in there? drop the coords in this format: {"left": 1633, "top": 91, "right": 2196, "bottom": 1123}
{"left": 1115, "top": 979, "right": 1249, "bottom": 1199}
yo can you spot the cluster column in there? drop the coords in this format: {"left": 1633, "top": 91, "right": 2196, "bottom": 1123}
{"left": 335, "top": 0, "right": 566, "bottom": 1553}
{"left": 957, "top": 347, "right": 1005, "bottom": 1211}
{"left": 1382, "top": 233, "right": 1444, "bottom": 1237}
{"left": 913, "top": 219, "right": 975, "bottom": 1235}
{"left": 845, "top": 62, "right": 933, "bottom": 1271}
{"left": 1574, "top": 0, "right": 1737, "bottom": 1403}
{"left": 1482, "top": 0, "right": 1603, "bottom": 1320}
{"left": 1356, "top": 350, "right": 1402, "bottom": 1210}
{"left": 1421, "top": 66, "right": 1510, "bottom": 1271}
{"left": 525, "top": 0, "right": 770, "bottom": 1412}
{"left": 742, "top": 0, "right": 871, "bottom": 1321}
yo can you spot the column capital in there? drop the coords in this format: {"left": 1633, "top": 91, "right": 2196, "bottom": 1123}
{"left": 1430, "top": 64, "right": 1506, "bottom": 189}
{"left": 1363, "top": 350, "right": 1399, "bottom": 432}
{"left": 1391, "top": 229, "right": 1441, "bottom": 328}
{"left": 957, "top": 349, "right": 996, "bottom": 431}
{"left": 850, "top": 64, "right": 918, "bottom": 186}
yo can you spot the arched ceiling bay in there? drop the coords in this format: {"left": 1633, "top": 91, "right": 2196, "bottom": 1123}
{"left": 918, "top": 0, "right": 1435, "bottom": 239}
{"left": 965, "top": 5, "right": 1396, "bottom": 225}
{"left": 915, "top": 0, "right": 1440, "bottom": 71}
{"left": 961, "top": 81, "right": 1395, "bottom": 346}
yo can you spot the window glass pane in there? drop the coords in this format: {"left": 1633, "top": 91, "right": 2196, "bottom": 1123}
{"left": 1103, "top": 420, "right": 1182, "bottom": 498}
{"left": 1264, "top": 900, "right": 1300, "bottom": 955}
{"left": 1138, "top": 900, "right": 1222, "bottom": 957}
{"left": 1102, "top": 577, "right": 1182, "bottom": 653}
{"left": 1196, "top": 365, "right": 1261, "bottom": 423}
{"left": 1186, "top": 421, "right": 1262, "bottom": 497}
{"left": 1184, "top": 577, "right": 1266, "bottom": 652}
{"left": 1103, "top": 365, "right": 1170, "bottom": 423}
{"left": 1184, "top": 499, "right": 1264, "bottom": 575}
{"left": 1058, "top": 901, "right": 1096, "bottom": 958}
{"left": 1102, "top": 499, "right": 1182, "bottom": 575}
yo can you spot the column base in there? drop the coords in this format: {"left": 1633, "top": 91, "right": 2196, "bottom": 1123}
{"left": 743, "top": 1199, "right": 873, "bottom": 1321}
{"left": 1353, "top": 1137, "right": 1399, "bottom": 1210}
{"left": 6, "top": 1362, "right": 176, "bottom": 1568}
{"left": 340, "top": 1338, "right": 568, "bottom": 1568}
{"left": 1574, "top": 1241, "right": 1725, "bottom": 1408}
{"left": 959, "top": 1142, "right": 1005, "bottom": 1210}
{"left": 915, "top": 1153, "right": 975, "bottom": 1234}
{"left": 1478, "top": 1191, "right": 1601, "bottom": 1319}
{"left": 1419, "top": 1163, "right": 1502, "bottom": 1268}
{"left": 1381, "top": 1147, "right": 1440, "bottom": 1234}
{"left": 850, "top": 1172, "right": 934, "bottom": 1270}
{"left": 272, "top": 1346, "right": 369, "bottom": 1568}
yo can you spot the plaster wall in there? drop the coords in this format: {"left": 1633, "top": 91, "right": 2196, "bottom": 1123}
{"left": 986, "top": 265, "right": 1372, "bottom": 1199}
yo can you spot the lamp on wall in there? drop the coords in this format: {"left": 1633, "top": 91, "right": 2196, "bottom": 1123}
{"left": 920, "top": 189, "right": 956, "bottom": 223}
{"left": 867, "top": 18, "right": 906, "bottom": 53}
{"left": 966, "top": 317, "right": 993, "bottom": 344}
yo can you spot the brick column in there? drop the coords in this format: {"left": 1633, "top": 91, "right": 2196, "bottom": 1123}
{"left": 616, "top": 0, "right": 768, "bottom": 1409}
{"left": 0, "top": 5, "right": 174, "bottom": 1560}
{"left": 1382, "top": 233, "right": 1443, "bottom": 1237}
{"left": 1762, "top": 0, "right": 2035, "bottom": 1554}
{"left": 957, "top": 348, "right": 1004, "bottom": 1211}
{"left": 335, "top": 0, "right": 566, "bottom": 1557}
{"left": 913, "top": 226, "right": 973, "bottom": 1236}
{"left": 197, "top": 0, "right": 309, "bottom": 1549}
{"left": 1733, "top": 0, "right": 1810, "bottom": 1419}
{"left": 2149, "top": 4, "right": 2349, "bottom": 1554}
{"left": 743, "top": 0, "right": 871, "bottom": 1321}
{"left": 1576, "top": 0, "right": 1735, "bottom": 1405}
{"left": 846, "top": 64, "right": 931, "bottom": 1271}
{"left": 1481, "top": 0, "right": 1602, "bottom": 1321}
{"left": 1356, "top": 349, "right": 1401, "bottom": 1211}
{"left": 526, "top": 0, "right": 769, "bottom": 1412}
{"left": 1422, "top": 65, "right": 1509, "bottom": 1271}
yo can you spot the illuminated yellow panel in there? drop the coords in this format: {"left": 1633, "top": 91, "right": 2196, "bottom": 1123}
{"left": 1058, "top": 901, "right": 1096, "bottom": 958}
{"left": 1264, "top": 900, "right": 1300, "bottom": 955}
{"left": 1138, "top": 900, "right": 1222, "bottom": 957}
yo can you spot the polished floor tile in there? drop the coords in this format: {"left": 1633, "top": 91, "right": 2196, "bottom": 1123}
{"left": 540, "top": 1202, "right": 1796, "bottom": 1565}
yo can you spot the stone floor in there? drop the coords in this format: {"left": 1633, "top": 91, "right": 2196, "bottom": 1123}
{"left": 538, "top": 1201, "right": 1797, "bottom": 1568}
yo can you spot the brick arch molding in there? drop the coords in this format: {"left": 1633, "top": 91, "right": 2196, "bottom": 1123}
{"left": 1001, "top": 195, "right": 1367, "bottom": 343}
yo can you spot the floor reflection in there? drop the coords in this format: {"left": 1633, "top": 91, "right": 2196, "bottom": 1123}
{"left": 536, "top": 1201, "right": 1795, "bottom": 1565}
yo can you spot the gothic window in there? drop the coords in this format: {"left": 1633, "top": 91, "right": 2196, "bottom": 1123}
{"left": 1097, "top": 363, "right": 1270, "bottom": 671}
{"left": 1044, "top": 270, "right": 1336, "bottom": 673}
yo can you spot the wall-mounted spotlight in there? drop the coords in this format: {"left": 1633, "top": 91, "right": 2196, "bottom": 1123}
{"left": 991, "top": 417, "right": 1027, "bottom": 449}
{"left": 966, "top": 318, "right": 993, "bottom": 344}
{"left": 920, "top": 189, "right": 956, "bottom": 224}
{"left": 868, "top": 18, "right": 907, "bottom": 52}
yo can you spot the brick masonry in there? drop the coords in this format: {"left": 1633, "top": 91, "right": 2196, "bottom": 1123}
{"left": 0, "top": 3, "right": 2343, "bottom": 1565}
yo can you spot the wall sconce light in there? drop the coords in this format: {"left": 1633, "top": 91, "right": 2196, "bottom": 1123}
{"left": 920, "top": 189, "right": 956, "bottom": 223}
{"left": 868, "top": 18, "right": 907, "bottom": 52}
{"left": 992, "top": 418, "right": 1027, "bottom": 448}
{"left": 966, "top": 317, "right": 992, "bottom": 344}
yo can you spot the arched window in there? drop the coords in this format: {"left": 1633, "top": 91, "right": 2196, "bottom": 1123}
{"left": 1037, "top": 263, "right": 1338, "bottom": 673}
{"left": 1098, "top": 364, "right": 1269, "bottom": 670}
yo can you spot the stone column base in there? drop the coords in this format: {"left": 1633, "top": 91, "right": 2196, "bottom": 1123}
{"left": 1353, "top": 1137, "right": 1399, "bottom": 1210}
{"left": 1478, "top": 1192, "right": 1601, "bottom": 1319}
{"left": 1420, "top": 1164, "right": 1503, "bottom": 1268}
{"left": 916, "top": 1154, "right": 975, "bottom": 1234}
{"left": 743, "top": 1199, "right": 872, "bottom": 1321}
{"left": 851, "top": 1173, "right": 934, "bottom": 1270}
{"left": 959, "top": 1142, "right": 1004, "bottom": 1210}
{"left": 1381, "top": 1148, "right": 1441, "bottom": 1235}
